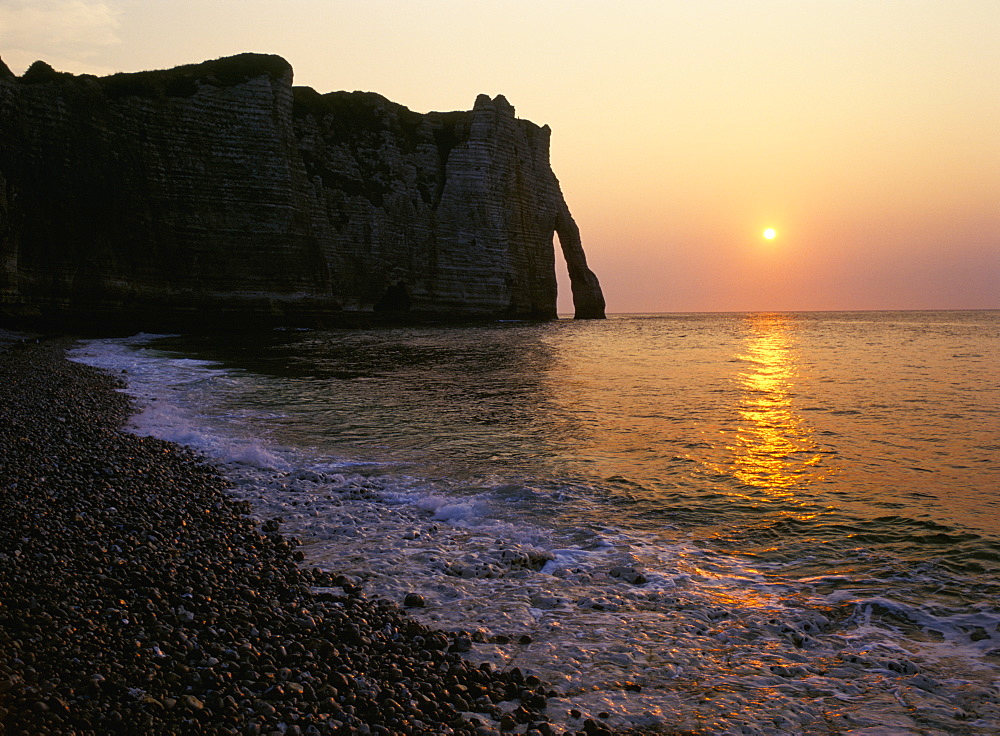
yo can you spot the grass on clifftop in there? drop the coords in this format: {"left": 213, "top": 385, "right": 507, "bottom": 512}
{"left": 17, "top": 53, "right": 292, "bottom": 100}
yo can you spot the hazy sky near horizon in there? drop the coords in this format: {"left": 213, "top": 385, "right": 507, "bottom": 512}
{"left": 2, "top": 0, "right": 998, "bottom": 313}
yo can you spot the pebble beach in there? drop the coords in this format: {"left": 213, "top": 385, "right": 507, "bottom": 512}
{"left": 0, "top": 338, "right": 596, "bottom": 736}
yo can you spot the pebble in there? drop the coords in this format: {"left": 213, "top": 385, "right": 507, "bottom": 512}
{"left": 403, "top": 592, "right": 426, "bottom": 608}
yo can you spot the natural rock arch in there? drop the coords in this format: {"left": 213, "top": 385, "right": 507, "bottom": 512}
{"left": 555, "top": 202, "right": 606, "bottom": 320}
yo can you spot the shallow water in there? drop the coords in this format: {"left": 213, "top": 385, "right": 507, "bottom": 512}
{"left": 71, "top": 311, "right": 1000, "bottom": 734}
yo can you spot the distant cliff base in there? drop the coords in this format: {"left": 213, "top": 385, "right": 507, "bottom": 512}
{"left": 0, "top": 53, "right": 605, "bottom": 330}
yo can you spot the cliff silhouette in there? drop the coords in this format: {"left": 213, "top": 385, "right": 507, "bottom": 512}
{"left": 0, "top": 53, "right": 605, "bottom": 329}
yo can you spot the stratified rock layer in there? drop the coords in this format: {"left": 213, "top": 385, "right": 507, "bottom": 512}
{"left": 0, "top": 53, "right": 605, "bottom": 328}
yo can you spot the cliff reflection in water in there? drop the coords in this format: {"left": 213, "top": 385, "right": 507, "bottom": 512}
{"left": 729, "top": 314, "right": 827, "bottom": 496}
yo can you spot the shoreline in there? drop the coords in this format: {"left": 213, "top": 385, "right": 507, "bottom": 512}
{"left": 0, "top": 340, "right": 597, "bottom": 735}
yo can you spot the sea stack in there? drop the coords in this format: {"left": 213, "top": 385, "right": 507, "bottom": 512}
{"left": 0, "top": 53, "right": 605, "bottom": 329}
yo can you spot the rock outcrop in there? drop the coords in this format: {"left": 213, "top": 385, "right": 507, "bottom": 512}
{"left": 0, "top": 53, "right": 605, "bottom": 329}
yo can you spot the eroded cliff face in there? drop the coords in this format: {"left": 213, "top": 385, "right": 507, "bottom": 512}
{"left": 0, "top": 53, "right": 604, "bottom": 328}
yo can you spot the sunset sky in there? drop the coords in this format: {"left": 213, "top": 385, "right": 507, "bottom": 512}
{"left": 2, "top": 0, "right": 998, "bottom": 313}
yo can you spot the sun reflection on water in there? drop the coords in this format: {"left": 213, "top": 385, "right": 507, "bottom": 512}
{"left": 728, "top": 314, "right": 828, "bottom": 497}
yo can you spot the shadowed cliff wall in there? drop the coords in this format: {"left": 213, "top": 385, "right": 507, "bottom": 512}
{"left": 0, "top": 53, "right": 604, "bottom": 329}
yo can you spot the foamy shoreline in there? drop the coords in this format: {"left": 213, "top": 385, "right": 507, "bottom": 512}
{"left": 0, "top": 339, "right": 603, "bottom": 735}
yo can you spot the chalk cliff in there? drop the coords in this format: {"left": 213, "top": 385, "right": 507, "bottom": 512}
{"left": 0, "top": 53, "right": 605, "bottom": 328}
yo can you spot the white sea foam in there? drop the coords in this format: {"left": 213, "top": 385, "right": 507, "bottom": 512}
{"left": 414, "top": 495, "right": 493, "bottom": 524}
{"left": 71, "top": 337, "right": 291, "bottom": 471}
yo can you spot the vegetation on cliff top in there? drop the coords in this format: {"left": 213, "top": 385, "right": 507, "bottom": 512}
{"left": 101, "top": 53, "right": 291, "bottom": 99}
{"left": 13, "top": 53, "right": 291, "bottom": 99}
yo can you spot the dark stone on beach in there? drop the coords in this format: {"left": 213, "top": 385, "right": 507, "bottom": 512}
{"left": 608, "top": 566, "right": 647, "bottom": 585}
{"left": 522, "top": 690, "right": 548, "bottom": 709}
{"left": 404, "top": 592, "right": 426, "bottom": 608}
{"left": 0, "top": 339, "right": 558, "bottom": 735}
{"left": 183, "top": 695, "right": 205, "bottom": 710}
{"left": 583, "top": 718, "right": 613, "bottom": 736}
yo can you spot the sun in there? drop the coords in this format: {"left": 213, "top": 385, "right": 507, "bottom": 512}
{"left": 763, "top": 228, "right": 777, "bottom": 240}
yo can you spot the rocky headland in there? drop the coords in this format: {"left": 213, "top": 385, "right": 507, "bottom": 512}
{"left": 0, "top": 53, "right": 605, "bottom": 330}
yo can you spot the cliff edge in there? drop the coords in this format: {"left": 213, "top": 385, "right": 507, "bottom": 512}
{"left": 0, "top": 53, "right": 605, "bottom": 328}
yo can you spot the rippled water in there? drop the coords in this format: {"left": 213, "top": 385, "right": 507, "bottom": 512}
{"left": 72, "top": 311, "right": 1000, "bottom": 733}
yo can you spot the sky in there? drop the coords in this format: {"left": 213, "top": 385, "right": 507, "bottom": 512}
{"left": 2, "top": 0, "right": 998, "bottom": 313}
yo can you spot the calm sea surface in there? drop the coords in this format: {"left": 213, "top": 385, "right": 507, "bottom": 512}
{"left": 72, "top": 311, "right": 1000, "bottom": 733}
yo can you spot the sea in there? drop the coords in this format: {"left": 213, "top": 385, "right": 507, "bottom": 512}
{"left": 69, "top": 311, "right": 1000, "bottom": 734}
